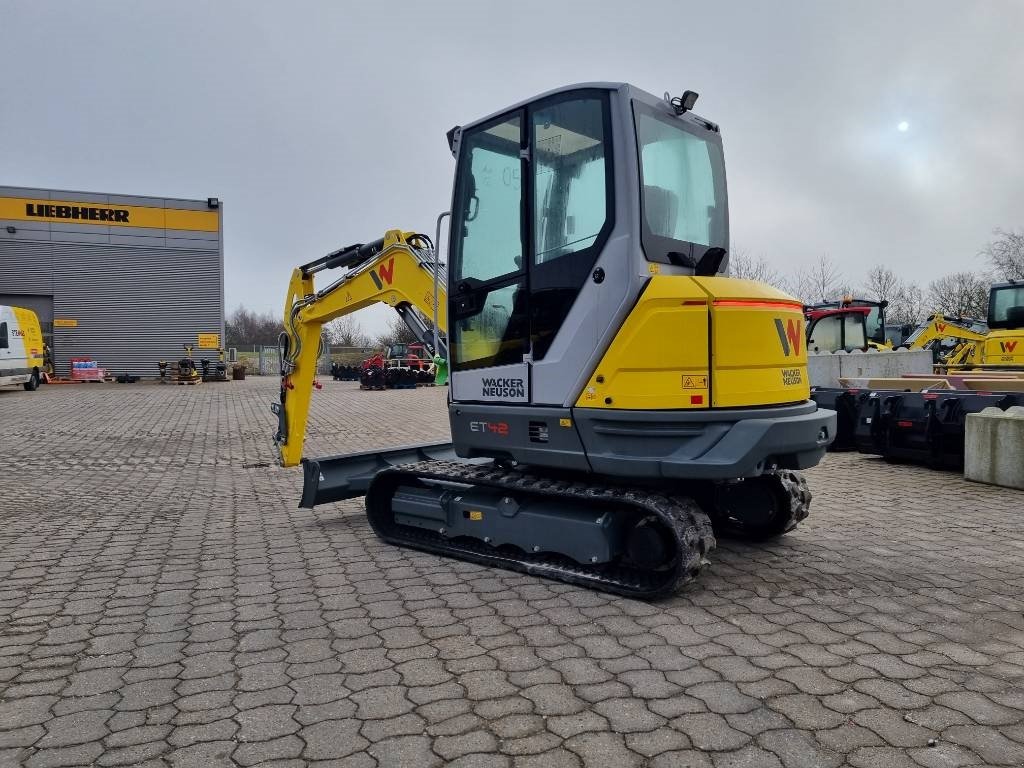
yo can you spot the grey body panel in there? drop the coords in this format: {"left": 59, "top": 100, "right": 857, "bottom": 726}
{"left": 390, "top": 487, "right": 626, "bottom": 565}
{"left": 449, "top": 401, "right": 835, "bottom": 480}
{"left": 450, "top": 361, "right": 529, "bottom": 404}
{"left": 574, "top": 402, "right": 835, "bottom": 479}
{"left": 449, "top": 403, "right": 590, "bottom": 471}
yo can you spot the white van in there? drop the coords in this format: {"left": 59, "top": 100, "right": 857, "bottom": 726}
{"left": 0, "top": 305, "right": 45, "bottom": 390}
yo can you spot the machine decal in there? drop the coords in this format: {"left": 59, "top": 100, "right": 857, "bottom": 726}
{"left": 681, "top": 375, "right": 708, "bottom": 389}
{"left": 370, "top": 257, "right": 397, "bottom": 290}
{"left": 774, "top": 318, "right": 803, "bottom": 357}
{"left": 480, "top": 377, "right": 526, "bottom": 399}
{"left": 1000, "top": 340, "right": 1018, "bottom": 353}
{"left": 469, "top": 421, "right": 510, "bottom": 436}
{"left": 782, "top": 368, "right": 802, "bottom": 386}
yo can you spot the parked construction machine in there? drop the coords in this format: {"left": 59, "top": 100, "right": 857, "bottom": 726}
{"left": 903, "top": 282, "right": 1024, "bottom": 369}
{"left": 807, "top": 296, "right": 890, "bottom": 348}
{"left": 274, "top": 83, "right": 835, "bottom": 598}
{"left": 804, "top": 305, "right": 869, "bottom": 353}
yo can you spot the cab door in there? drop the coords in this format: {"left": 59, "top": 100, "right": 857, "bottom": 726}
{"left": 448, "top": 91, "right": 614, "bottom": 406}
{"left": 448, "top": 112, "right": 530, "bottom": 403}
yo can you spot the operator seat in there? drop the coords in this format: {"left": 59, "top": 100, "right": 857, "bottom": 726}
{"left": 644, "top": 185, "right": 680, "bottom": 238}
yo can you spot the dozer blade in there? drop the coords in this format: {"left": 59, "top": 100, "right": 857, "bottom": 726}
{"left": 300, "top": 442, "right": 461, "bottom": 508}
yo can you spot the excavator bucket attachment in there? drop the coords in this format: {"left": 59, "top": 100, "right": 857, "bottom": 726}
{"left": 300, "top": 442, "right": 460, "bottom": 508}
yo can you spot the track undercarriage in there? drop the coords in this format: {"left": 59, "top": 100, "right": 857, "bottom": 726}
{"left": 302, "top": 448, "right": 811, "bottom": 599}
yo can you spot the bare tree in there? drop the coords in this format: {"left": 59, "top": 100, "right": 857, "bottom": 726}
{"left": 889, "top": 282, "right": 926, "bottom": 326}
{"left": 323, "top": 316, "right": 371, "bottom": 347}
{"left": 981, "top": 228, "right": 1024, "bottom": 280}
{"left": 859, "top": 265, "right": 925, "bottom": 327}
{"left": 727, "top": 247, "right": 785, "bottom": 288}
{"left": 785, "top": 255, "right": 844, "bottom": 304}
{"left": 225, "top": 306, "right": 283, "bottom": 346}
{"left": 861, "top": 265, "right": 901, "bottom": 304}
{"left": 375, "top": 315, "right": 421, "bottom": 347}
{"left": 927, "top": 272, "right": 990, "bottom": 320}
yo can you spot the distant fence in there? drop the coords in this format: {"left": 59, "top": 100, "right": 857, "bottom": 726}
{"left": 234, "top": 344, "right": 378, "bottom": 376}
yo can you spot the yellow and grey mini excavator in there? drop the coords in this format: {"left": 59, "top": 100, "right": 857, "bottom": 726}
{"left": 903, "top": 282, "right": 1024, "bottom": 370}
{"left": 274, "top": 83, "right": 836, "bottom": 598}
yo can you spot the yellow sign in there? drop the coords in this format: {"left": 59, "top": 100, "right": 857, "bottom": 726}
{"left": 681, "top": 375, "right": 708, "bottom": 389}
{"left": 197, "top": 333, "right": 221, "bottom": 349}
{"left": 468, "top": 510, "right": 483, "bottom": 521}
{"left": 0, "top": 197, "right": 219, "bottom": 232}
{"left": 53, "top": 319, "right": 78, "bottom": 328}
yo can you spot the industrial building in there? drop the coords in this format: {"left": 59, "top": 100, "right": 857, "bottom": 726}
{"left": 0, "top": 186, "right": 224, "bottom": 378}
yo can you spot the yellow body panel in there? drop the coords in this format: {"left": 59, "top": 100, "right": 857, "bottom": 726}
{"left": 577, "top": 277, "right": 710, "bottom": 410}
{"left": 978, "top": 330, "right": 1024, "bottom": 368}
{"left": 697, "top": 277, "right": 807, "bottom": 407}
{"left": 576, "top": 276, "right": 808, "bottom": 410}
{"left": 11, "top": 306, "right": 45, "bottom": 370}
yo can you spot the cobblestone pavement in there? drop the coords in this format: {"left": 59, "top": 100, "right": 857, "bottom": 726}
{"left": 2, "top": 378, "right": 1024, "bottom": 768}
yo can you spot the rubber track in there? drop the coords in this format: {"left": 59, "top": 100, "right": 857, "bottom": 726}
{"left": 364, "top": 460, "right": 717, "bottom": 600}
{"left": 773, "top": 469, "right": 812, "bottom": 534}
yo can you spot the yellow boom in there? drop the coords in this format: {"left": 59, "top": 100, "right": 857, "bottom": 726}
{"left": 275, "top": 229, "right": 447, "bottom": 467}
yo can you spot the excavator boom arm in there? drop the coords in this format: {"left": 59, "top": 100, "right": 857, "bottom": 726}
{"left": 904, "top": 314, "right": 988, "bottom": 349}
{"left": 275, "top": 229, "right": 447, "bottom": 467}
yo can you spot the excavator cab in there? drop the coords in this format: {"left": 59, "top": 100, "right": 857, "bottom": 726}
{"left": 278, "top": 83, "right": 836, "bottom": 598}
{"left": 988, "top": 282, "right": 1024, "bottom": 330}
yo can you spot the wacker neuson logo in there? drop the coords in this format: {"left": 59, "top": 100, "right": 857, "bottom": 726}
{"left": 26, "top": 202, "right": 130, "bottom": 223}
{"left": 481, "top": 377, "right": 526, "bottom": 399}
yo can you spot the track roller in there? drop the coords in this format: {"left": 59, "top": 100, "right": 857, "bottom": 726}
{"left": 709, "top": 469, "right": 811, "bottom": 541}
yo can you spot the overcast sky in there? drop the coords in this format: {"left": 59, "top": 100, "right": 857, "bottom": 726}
{"left": 3, "top": 1, "right": 1022, "bottom": 336}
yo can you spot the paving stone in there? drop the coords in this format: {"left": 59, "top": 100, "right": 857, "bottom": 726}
{"left": 686, "top": 682, "right": 761, "bottom": 714}
{"left": 367, "top": 734, "right": 442, "bottom": 767}
{"left": 25, "top": 742, "right": 104, "bottom": 768}
{"left": 671, "top": 712, "right": 751, "bottom": 751}
{"left": 300, "top": 719, "right": 368, "bottom": 759}
{"left": 757, "top": 728, "right": 844, "bottom": 768}
{"left": 940, "top": 725, "right": 1024, "bottom": 766}
{"left": 624, "top": 726, "right": 691, "bottom": 756}
{"left": 37, "top": 710, "right": 112, "bottom": 747}
{"left": 563, "top": 732, "right": 644, "bottom": 768}
{"left": 712, "top": 745, "right": 784, "bottom": 768}
{"left": 853, "top": 708, "right": 935, "bottom": 747}
{"left": 935, "top": 691, "right": 1022, "bottom": 726}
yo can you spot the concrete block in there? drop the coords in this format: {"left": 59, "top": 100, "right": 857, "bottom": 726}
{"left": 808, "top": 348, "right": 933, "bottom": 389}
{"left": 965, "top": 406, "right": 1024, "bottom": 490}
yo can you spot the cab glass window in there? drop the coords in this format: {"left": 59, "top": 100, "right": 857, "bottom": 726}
{"left": 450, "top": 113, "right": 528, "bottom": 370}
{"left": 0, "top": 322, "right": 7, "bottom": 349}
{"left": 634, "top": 102, "right": 727, "bottom": 266}
{"left": 843, "top": 314, "right": 867, "bottom": 351}
{"left": 808, "top": 316, "right": 842, "bottom": 352}
{"left": 989, "top": 285, "right": 1024, "bottom": 329}
{"left": 452, "top": 115, "right": 523, "bottom": 284}
{"left": 530, "top": 93, "right": 613, "bottom": 359}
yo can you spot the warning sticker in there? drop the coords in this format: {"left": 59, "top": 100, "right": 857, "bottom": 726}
{"left": 469, "top": 510, "right": 483, "bottom": 521}
{"left": 681, "top": 375, "right": 708, "bottom": 390}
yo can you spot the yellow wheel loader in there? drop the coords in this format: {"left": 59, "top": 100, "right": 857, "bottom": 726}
{"left": 274, "top": 83, "right": 835, "bottom": 598}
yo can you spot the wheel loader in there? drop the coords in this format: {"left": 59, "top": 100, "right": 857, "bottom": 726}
{"left": 274, "top": 83, "right": 836, "bottom": 598}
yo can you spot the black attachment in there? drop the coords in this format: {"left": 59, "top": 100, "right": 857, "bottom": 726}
{"left": 299, "top": 237, "right": 387, "bottom": 276}
{"left": 669, "top": 90, "right": 699, "bottom": 115}
{"left": 695, "top": 247, "right": 727, "bottom": 276}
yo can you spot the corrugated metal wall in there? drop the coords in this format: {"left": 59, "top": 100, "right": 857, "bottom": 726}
{"left": 0, "top": 186, "right": 223, "bottom": 377}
